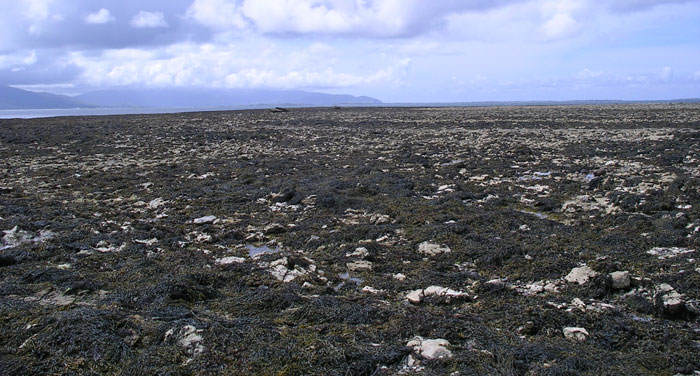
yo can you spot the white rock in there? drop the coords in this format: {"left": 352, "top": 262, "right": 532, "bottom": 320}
{"left": 563, "top": 327, "right": 589, "bottom": 342}
{"left": 370, "top": 214, "right": 390, "bottom": 224}
{"left": 215, "top": 256, "right": 245, "bottom": 265}
{"left": 193, "top": 215, "right": 217, "bottom": 224}
{"left": 486, "top": 279, "right": 507, "bottom": 288}
{"left": 609, "top": 271, "right": 630, "bottom": 289}
{"left": 165, "top": 325, "right": 205, "bottom": 357}
{"left": 405, "top": 286, "right": 469, "bottom": 304}
{"left": 571, "top": 298, "right": 586, "bottom": 310}
{"left": 269, "top": 257, "right": 309, "bottom": 282}
{"left": 417, "top": 241, "right": 451, "bottom": 256}
{"left": 662, "top": 291, "right": 684, "bottom": 313}
{"left": 565, "top": 265, "right": 599, "bottom": 285}
{"left": 393, "top": 273, "right": 406, "bottom": 281}
{"left": 544, "top": 282, "right": 560, "bottom": 293}
{"left": 95, "top": 242, "right": 125, "bottom": 253}
{"left": 656, "top": 284, "right": 685, "bottom": 314}
{"left": 135, "top": 238, "right": 158, "bottom": 246}
{"left": 346, "top": 247, "right": 369, "bottom": 258}
{"left": 647, "top": 247, "right": 695, "bottom": 260}
{"left": 147, "top": 197, "right": 166, "bottom": 209}
{"left": 362, "top": 286, "right": 382, "bottom": 294}
{"left": 406, "top": 337, "right": 452, "bottom": 359}
{"left": 347, "top": 260, "right": 372, "bottom": 271}
{"left": 1, "top": 226, "right": 54, "bottom": 251}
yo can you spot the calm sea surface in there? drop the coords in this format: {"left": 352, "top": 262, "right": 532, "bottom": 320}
{"left": 0, "top": 106, "right": 273, "bottom": 119}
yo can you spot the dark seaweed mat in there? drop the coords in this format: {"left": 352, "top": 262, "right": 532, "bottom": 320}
{"left": 0, "top": 104, "right": 699, "bottom": 375}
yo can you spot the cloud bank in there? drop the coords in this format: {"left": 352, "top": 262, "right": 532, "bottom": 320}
{"left": 0, "top": 0, "right": 698, "bottom": 101}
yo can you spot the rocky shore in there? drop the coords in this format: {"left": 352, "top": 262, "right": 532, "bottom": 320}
{"left": 1, "top": 104, "right": 699, "bottom": 375}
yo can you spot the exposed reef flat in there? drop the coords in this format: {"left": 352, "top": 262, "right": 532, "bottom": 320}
{"left": 1, "top": 104, "right": 699, "bottom": 375}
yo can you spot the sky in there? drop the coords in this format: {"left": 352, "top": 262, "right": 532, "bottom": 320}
{"left": 0, "top": 0, "right": 699, "bottom": 102}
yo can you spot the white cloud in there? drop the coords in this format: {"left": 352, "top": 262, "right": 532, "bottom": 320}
{"left": 22, "top": 0, "right": 53, "bottom": 21}
{"left": 660, "top": 66, "right": 673, "bottom": 81}
{"left": 187, "top": 0, "right": 529, "bottom": 37}
{"left": 21, "top": 0, "right": 59, "bottom": 35}
{"left": 186, "top": 0, "right": 246, "bottom": 29}
{"left": 130, "top": 11, "right": 168, "bottom": 28}
{"left": 576, "top": 68, "right": 603, "bottom": 79}
{"left": 85, "top": 9, "right": 115, "bottom": 25}
{"left": 0, "top": 50, "right": 38, "bottom": 69}
{"left": 68, "top": 41, "right": 407, "bottom": 90}
{"left": 540, "top": 13, "right": 579, "bottom": 39}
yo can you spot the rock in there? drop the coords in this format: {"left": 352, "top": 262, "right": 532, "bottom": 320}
{"left": 647, "top": 247, "right": 695, "bottom": 260}
{"left": 135, "top": 238, "right": 158, "bottom": 246}
{"left": 193, "top": 215, "right": 217, "bottom": 224}
{"left": 370, "top": 214, "right": 390, "bottom": 224}
{"left": 165, "top": 325, "right": 205, "bottom": 357}
{"left": 95, "top": 241, "right": 125, "bottom": 253}
{"left": 347, "top": 260, "right": 372, "bottom": 271}
{"left": 517, "top": 321, "right": 539, "bottom": 335}
{"left": 302, "top": 282, "right": 314, "bottom": 289}
{"left": 346, "top": 247, "right": 369, "bottom": 258}
{"left": 563, "top": 327, "right": 589, "bottom": 342}
{"left": 655, "top": 284, "right": 687, "bottom": 316}
{"left": 405, "top": 286, "right": 469, "bottom": 304}
{"left": 24, "top": 288, "right": 75, "bottom": 306}
{"left": 406, "top": 336, "right": 452, "bottom": 359}
{"left": 1, "top": 226, "right": 54, "bottom": 251}
{"left": 361, "top": 286, "right": 382, "bottom": 294}
{"left": 147, "top": 197, "right": 166, "bottom": 209}
{"left": 565, "top": 265, "right": 599, "bottom": 285}
{"left": 269, "top": 257, "right": 311, "bottom": 282}
{"left": 610, "top": 271, "right": 631, "bottom": 289}
{"left": 393, "top": 273, "right": 406, "bottom": 281}
{"left": 485, "top": 279, "right": 507, "bottom": 289}
{"left": 263, "top": 223, "right": 286, "bottom": 235}
{"left": 215, "top": 256, "right": 245, "bottom": 265}
{"left": 417, "top": 241, "right": 451, "bottom": 256}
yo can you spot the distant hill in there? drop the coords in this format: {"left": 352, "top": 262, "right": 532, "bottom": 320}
{"left": 75, "top": 88, "right": 381, "bottom": 108}
{"left": 0, "top": 86, "right": 91, "bottom": 110}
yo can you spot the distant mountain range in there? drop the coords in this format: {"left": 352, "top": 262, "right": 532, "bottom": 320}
{"left": 75, "top": 88, "right": 381, "bottom": 108}
{"left": 0, "top": 86, "right": 381, "bottom": 110}
{"left": 0, "top": 86, "right": 92, "bottom": 110}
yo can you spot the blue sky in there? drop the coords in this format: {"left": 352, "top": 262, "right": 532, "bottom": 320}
{"left": 0, "top": 0, "right": 698, "bottom": 102}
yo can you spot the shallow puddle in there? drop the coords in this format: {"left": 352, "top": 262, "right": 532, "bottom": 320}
{"left": 246, "top": 244, "right": 281, "bottom": 257}
{"left": 338, "top": 272, "right": 363, "bottom": 284}
{"left": 517, "top": 209, "right": 549, "bottom": 220}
